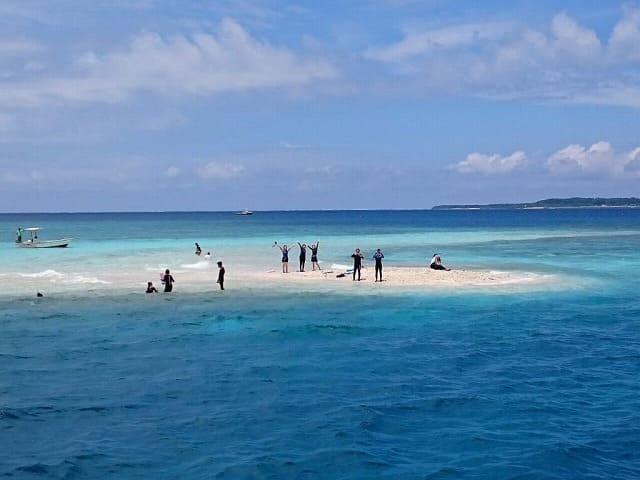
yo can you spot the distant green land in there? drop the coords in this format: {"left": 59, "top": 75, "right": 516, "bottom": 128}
{"left": 432, "top": 197, "right": 640, "bottom": 210}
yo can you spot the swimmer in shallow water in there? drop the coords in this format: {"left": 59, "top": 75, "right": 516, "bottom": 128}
{"left": 216, "top": 261, "right": 225, "bottom": 290}
{"left": 161, "top": 269, "right": 175, "bottom": 292}
{"left": 146, "top": 281, "right": 158, "bottom": 293}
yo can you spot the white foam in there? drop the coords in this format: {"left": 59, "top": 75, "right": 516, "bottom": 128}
{"left": 63, "top": 276, "right": 111, "bottom": 285}
{"left": 180, "top": 261, "right": 212, "bottom": 270}
{"left": 19, "top": 270, "right": 64, "bottom": 278}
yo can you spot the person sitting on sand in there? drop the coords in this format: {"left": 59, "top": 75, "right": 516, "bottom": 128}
{"left": 146, "top": 281, "right": 158, "bottom": 293}
{"left": 274, "top": 242, "right": 291, "bottom": 273}
{"left": 308, "top": 241, "right": 321, "bottom": 271}
{"left": 195, "top": 243, "right": 202, "bottom": 256}
{"left": 297, "top": 242, "right": 307, "bottom": 272}
{"left": 161, "top": 269, "right": 175, "bottom": 292}
{"left": 430, "top": 253, "right": 450, "bottom": 271}
{"left": 351, "top": 248, "right": 364, "bottom": 281}
{"left": 372, "top": 248, "right": 384, "bottom": 282}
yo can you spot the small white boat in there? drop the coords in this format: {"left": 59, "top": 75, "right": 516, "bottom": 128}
{"left": 235, "top": 209, "right": 253, "bottom": 216}
{"left": 16, "top": 227, "right": 72, "bottom": 248}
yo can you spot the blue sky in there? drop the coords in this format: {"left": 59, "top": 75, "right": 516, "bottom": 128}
{"left": 1, "top": 0, "right": 639, "bottom": 212}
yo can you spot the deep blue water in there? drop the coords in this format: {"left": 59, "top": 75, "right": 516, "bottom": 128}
{"left": 1, "top": 210, "right": 639, "bottom": 479}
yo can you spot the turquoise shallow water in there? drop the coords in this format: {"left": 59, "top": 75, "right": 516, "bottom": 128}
{"left": 1, "top": 210, "right": 639, "bottom": 479}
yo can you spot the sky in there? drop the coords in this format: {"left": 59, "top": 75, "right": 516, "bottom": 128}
{"left": 1, "top": 0, "right": 639, "bottom": 212}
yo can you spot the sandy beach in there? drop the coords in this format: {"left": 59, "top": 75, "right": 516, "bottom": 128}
{"left": 240, "top": 265, "right": 553, "bottom": 291}
{"left": 6, "top": 263, "right": 555, "bottom": 298}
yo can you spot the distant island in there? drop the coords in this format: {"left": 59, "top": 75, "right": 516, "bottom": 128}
{"left": 432, "top": 197, "right": 640, "bottom": 210}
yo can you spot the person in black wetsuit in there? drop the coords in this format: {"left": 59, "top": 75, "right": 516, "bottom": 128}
{"left": 161, "top": 268, "right": 175, "bottom": 292}
{"left": 309, "top": 241, "right": 320, "bottom": 271}
{"left": 274, "top": 242, "right": 290, "bottom": 273}
{"left": 372, "top": 248, "right": 384, "bottom": 282}
{"left": 146, "top": 281, "right": 158, "bottom": 293}
{"left": 216, "top": 261, "right": 225, "bottom": 290}
{"left": 297, "top": 242, "right": 307, "bottom": 272}
{"left": 351, "top": 248, "right": 364, "bottom": 281}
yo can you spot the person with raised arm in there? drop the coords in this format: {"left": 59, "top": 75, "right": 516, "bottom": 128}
{"left": 309, "top": 241, "right": 321, "bottom": 271}
{"left": 273, "top": 242, "right": 291, "bottom": 273}
{"left": 297, "top": 242, "right": 307, "bottom": 272}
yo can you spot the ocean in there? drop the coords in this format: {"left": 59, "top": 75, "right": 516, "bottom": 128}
{"left": 1, "top": 209, "right": 639, "bottom": 479}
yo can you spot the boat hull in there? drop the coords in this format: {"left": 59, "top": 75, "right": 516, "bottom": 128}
{"left": 17, "top": 238, "right": 72, "bottom": 248}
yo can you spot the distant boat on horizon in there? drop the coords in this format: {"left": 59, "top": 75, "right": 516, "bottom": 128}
{"left": 235, "top": 209, "right": 253, "bottom": 216}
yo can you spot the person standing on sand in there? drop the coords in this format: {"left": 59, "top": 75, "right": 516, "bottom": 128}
{"left": 274, "top": 242, "right": 291, "bottom": 273}
{"left": 309, "top": 241, "right": 321, "bottom": 271}
{"left": 297, "top": 242, "right": 307, "bottom": 272}
{"left": 372, "top": 248, "right": 384, "bottom": 282}
{"left": 430, "top": 253, "right": 450, "bottom": 271}
{"left": 161, "top": 269, "right": 175, "bottom": 292}
{"left": 216, "top": 261, "right": 225, "bottom": 290}
{"left": 351, "top": 248, "right": 364, "bottom": 281}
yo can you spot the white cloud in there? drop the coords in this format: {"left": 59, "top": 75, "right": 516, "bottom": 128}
{"left": 24, "top": 60, "right": 46, "bottom": 72}
{"left": 164, "top": 166, "right": 180, "bottom": 178}
{"left": 608, "top": 6, "right": 640, "bottom": 62}
{"left": 546, "top": 141, "right": 640, "bottom": 176}
{"left": 198, "top": 161, "right": 245, "bottom": 179}
{"left": 362, "top": 9, "right": 640, "bottom": 107}
{"left": 453, "top": 151, "right": 526, "bottom": 174}
{"left": 550, "top": 12, "right": 601, "bottom": 61}
{"left": 626, "top": 147, "right": 640, "bottom": 174}
{"left": 364, "top": 22, "right": 507, "bottom": 63}
{"left": 0, "top": 39, "right": 40, "bottom": 56}
{"left": 0, "top": 18, "right": 338, "bottom": 107}
{"left": 280, "top": 141, "right": 311, "bottom": 149}
{"left": 0, "top": 169, "right": 44, "bottom": 184}
{"left": 304, "top": 164, "right": 335, "bottom": 175}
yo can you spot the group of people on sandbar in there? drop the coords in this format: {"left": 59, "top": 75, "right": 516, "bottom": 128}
{"left": 273, "top": 241, "right": 321, "bottom": 273}
{"left": 352, "top": 249, "right": 449, "bottom": 280}
{"left": 147, "top": 242, "right": 450, "bottom": 293}
{"left": 349, "top": 248, "right": 385, "bottom": 282}
{"left": 273, "top": 241, "right": 450, "bottom": 282}
{"left": 146, "top": 242, "right": 226, "bottom": 293}
{"left": 146, "top": 268, "right": 176, "bottom": 293}
{"left": 194, "top": 242, "right": 211, "bottom": 259}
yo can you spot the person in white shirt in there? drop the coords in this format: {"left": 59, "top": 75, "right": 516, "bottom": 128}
{"left": 430, "top": 253, "right": 450, "bottom": 271}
